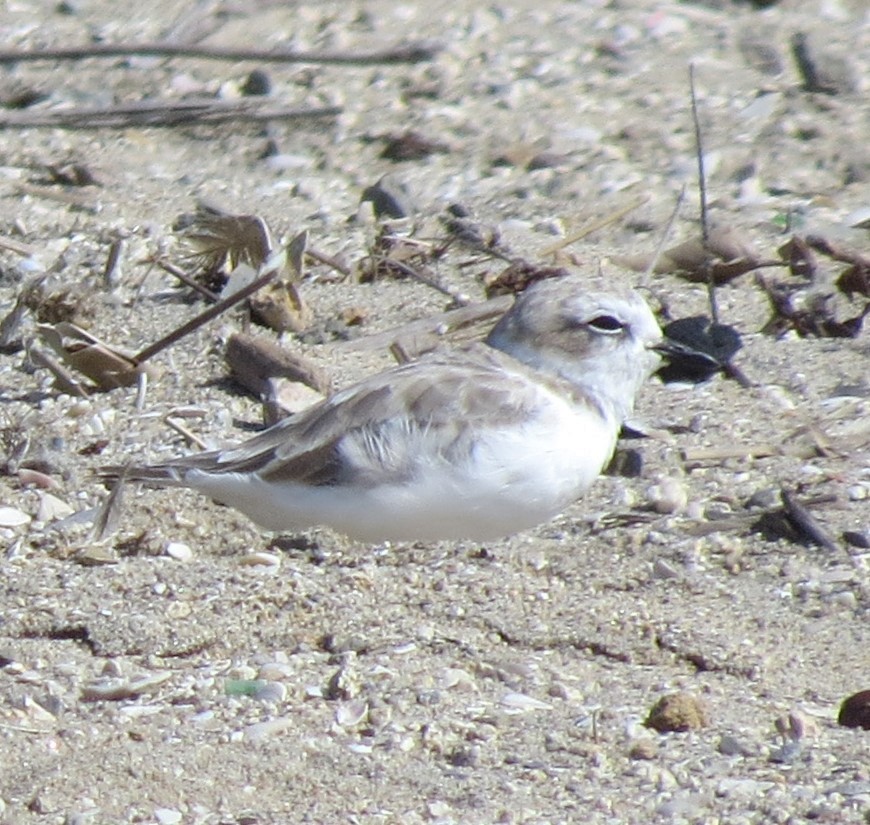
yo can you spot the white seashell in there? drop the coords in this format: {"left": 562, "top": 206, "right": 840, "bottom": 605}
{"left": 501, "top": 692, "right": 553, "bottom": 711}
{"left": 0, "top": 507, "right": 30, "bottom": 528}
{"left": 335, "top": 699, "right": 368, "bottom": 727}
{"left": 239, "top": 551, "right": 281, "bottom": 568}
{"left": 36, "top": 493, "right": 74, "bottom": 523}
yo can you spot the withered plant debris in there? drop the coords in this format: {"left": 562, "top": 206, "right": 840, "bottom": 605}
{"left": 540, "top": 194, "right": 650, "bottom": 258}
{"left": 248, "top": 230, "right": 312, "bottom": 333}
{"left": 90, "top": 463, "right": 127, "bottom": 542}
{"left": 780, "top": 488, "right": 839, "bottom": 552}
{"left": 778, "top": 235, "right": 817, "bottom": 280}
{"left": 151, "top": 256, "right": 222, "bottom": 302}
{"left": 28, "top": 344, "right": 88, "bottom": 397}
{"left": 378, "top": 129, "right": 450, "bottom": 161}
{"left": 36, "top": 322, "right": 152, "bottom": 392}
{"left": 0, "top": 275, "right": 48, "bottom": 352}
{"left": 438, "top": 203, "right": 512, "bottom": 261}
{"left": 358, "top": 229, "right": 431, "bottom": 283}
{"left": 758, "top": 276, "right": 869, "bottom": 338}
{"left": 131, "top": 264, "right": 280, "bottom": 365}
{"left": 45, "top": 162, "right": 101, "bottom": 187}
{"left": 625, "top": 225, "right": 771, "bottom": 285}
{"left": 0, "top": 412, "right": 33, "bottom": 475}
{"left": 178, "top": 203, "right": 311, "bottom": 332}
{"left": 484, "top": 261, "right": 571, "bottom": 298}
{"left": 802, "top": 234, "right": 870, "bottom": 299}
{"left": 20, "top": 278, "right": 97, "bottom": 327}
{"left": 753, "top": 489, "right": 840, "bottom": 552}
{"left": 358, "top": 228, "right": 468, "bottom": 305}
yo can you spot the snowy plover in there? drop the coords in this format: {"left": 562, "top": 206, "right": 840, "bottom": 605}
{"left": 104, "top": 278, "right": 669, "bottom": 542}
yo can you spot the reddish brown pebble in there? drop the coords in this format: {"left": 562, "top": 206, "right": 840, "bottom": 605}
{"left": 838, "top": 690, "right": 870, "bottom": 730}
{"left": 645, "top": 692, "right": 710, "bottom": 733}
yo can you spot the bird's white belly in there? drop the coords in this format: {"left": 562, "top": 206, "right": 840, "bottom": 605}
{"left": 186, "top": 399, "right": 617, "bottom": 542}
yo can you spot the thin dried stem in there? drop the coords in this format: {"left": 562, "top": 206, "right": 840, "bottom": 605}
{"left": 151, "top": 257, "right": 220, "bottom": 302}
{"left": 0, "top": 99, "right": 341, "bottom": 129}
{"left": 641, "top": 184, "right": 686, "bottom": 288}
{"left": 540, "top": 194, "right": 650, "bottom": 257}
{"left": 0, "top": 40, "right": 441, "bottom": 65}
{"left": 689, "top": 63, "right": 718, "bottom": 323}
{"left": 132, "top": 267, "right": 277, "bottom": 365}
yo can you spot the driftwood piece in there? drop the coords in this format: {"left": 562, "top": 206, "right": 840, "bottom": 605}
{"left": 225, "top": 332, "right": 330, "bottom": 396}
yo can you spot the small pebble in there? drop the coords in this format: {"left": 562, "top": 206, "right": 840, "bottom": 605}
{"left": 652, "top": 558, "right": 681, "bottom": 580}
{"left": 243, "top": 717, "right": 294, "bottom": 742}
{"left": 165, "top": 541, "right": 193, "bottom": 561}
{"left": 846, "top": 483, "right": 869, "bottom": 501}
{"left": 240, "top": 69, "right": 271, "bottom": 96}
{"left": 628, "top": 738, "right": 657, "bottom": 760}
{"left": 718, "top": 734, "right": 755, "bottom": 756}
{"left": 154, "top": 809, "right": 182, "bottom": 825}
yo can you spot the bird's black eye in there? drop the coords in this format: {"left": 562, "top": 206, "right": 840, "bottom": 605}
{"left": 588, "top": 315, "right": 625, "bottom": 333}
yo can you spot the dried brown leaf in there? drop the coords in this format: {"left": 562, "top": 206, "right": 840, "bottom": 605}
{"left": 777, "top": 235, "right": 817, "bottom": 280}
{"left": 36, "top": 322, "right": 152, "bottom": 390}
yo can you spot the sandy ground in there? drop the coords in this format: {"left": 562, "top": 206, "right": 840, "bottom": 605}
{"left": 0, "top": 1, "right": 868, "bottom": 823}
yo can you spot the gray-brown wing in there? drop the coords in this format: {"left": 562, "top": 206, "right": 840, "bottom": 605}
{"left": 200, "top": 344, "right": 549, "bottom": 487}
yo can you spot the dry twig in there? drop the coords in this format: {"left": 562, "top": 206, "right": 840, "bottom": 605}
{"left": 0, "top": 99, "right": 342, "bottom": 130}
{"left": 0, "top": 40, "right": 441, "bottom": 66}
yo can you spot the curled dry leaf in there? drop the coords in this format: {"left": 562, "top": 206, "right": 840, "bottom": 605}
{"left": 36, "top": 322, "right": 153, "bottom": 391}
{"left": 778, "top": 235, "right": 817, "bottom": 280}
{"left": 836, "top": 265, "right": 870, "bottom": 299}
{"left": 617, "top": 225, "right": 765, "bottom": 284}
